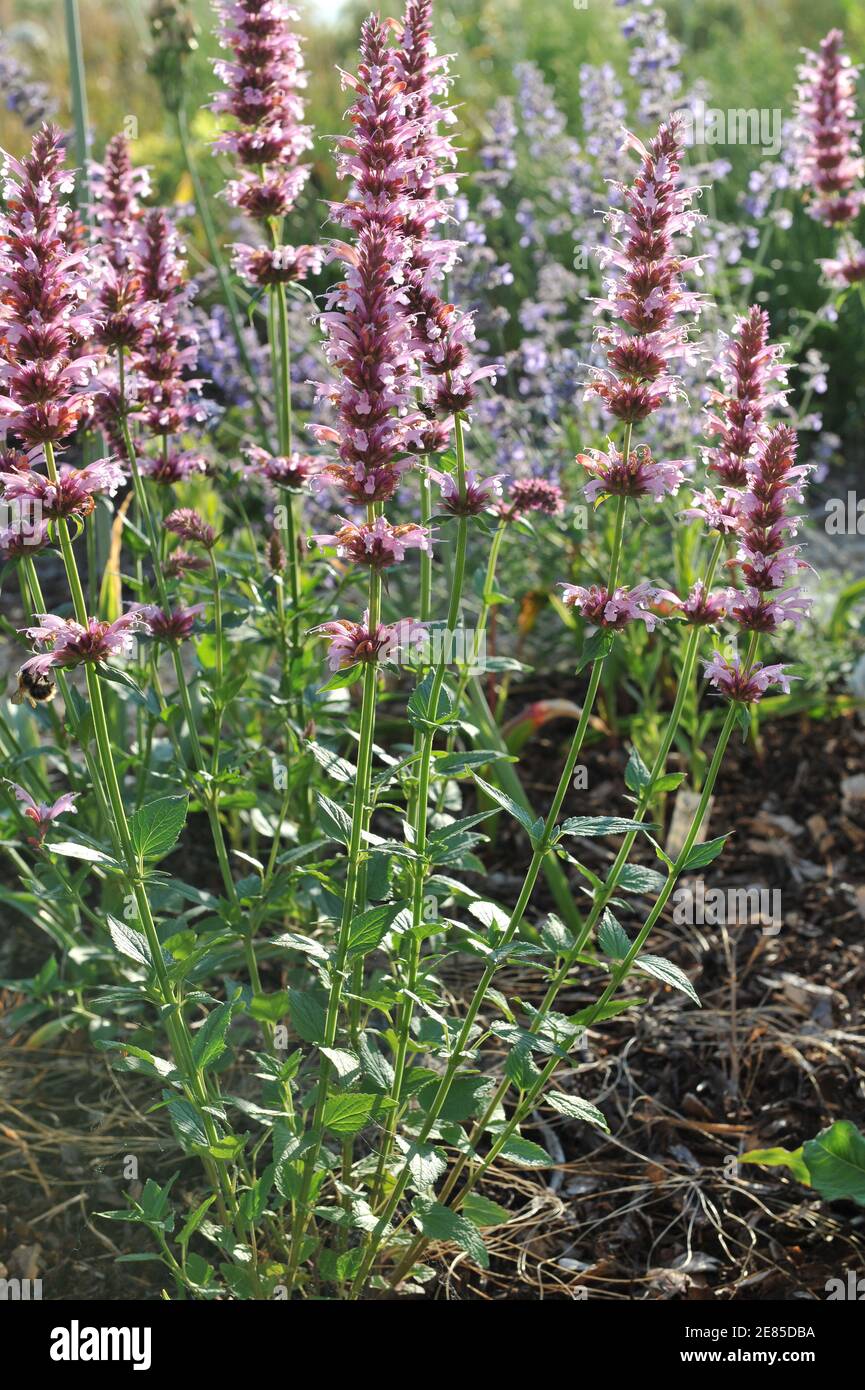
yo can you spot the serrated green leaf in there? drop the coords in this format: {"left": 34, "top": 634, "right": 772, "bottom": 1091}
{"left": 802, "top": 1121, "right": 865, "bottom": 1206}
{"left": 546, "top": 1091, "right": 609, "bottom": 1132}
{"left": 322, "top": 1092, "right": 395, "bottom": 1135}
{"left": 636, "top": 954, "right": 701, "bottom": 1006}
{"left": 597, "top": 908, "right": 630, "bottom": 960}
{"left": 681, "top": 834, "right": 730, "bottom": 871}
{"left": 411, "top": 1196, "right": 489, "bottom": 1268}
{"left": 498, "top": 1136, "right": 554, "bottom": 1167}
{"left": 129, "top": 795, "right": 188, "bottom": 861}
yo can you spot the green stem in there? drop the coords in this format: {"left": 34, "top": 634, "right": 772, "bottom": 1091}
{"left": 285, "top": 567, "right": 383, "bottom": 1292}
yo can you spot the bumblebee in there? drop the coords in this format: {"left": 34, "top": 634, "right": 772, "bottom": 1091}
{"left": 12, "top": 667, "right": 57, "bottom": 708}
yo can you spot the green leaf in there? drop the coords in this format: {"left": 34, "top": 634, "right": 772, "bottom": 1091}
{"left": 597, "top": 909, "right": 630, "bottom": 961}
{"left": 316, "top": 792, "right": 353, "bottom": 845}
{"left": 498, "top": 1136, "right": 554, "bottom": 1168}
{"left": 178, "top": 1194, "right": 217, "bottom": 1247}
{"left": 129, "top": 795, "right": 188, "bottom": 861}
{"left": 546, "top": 1091, "right": 609, "bottom": 1132}
{"left": 616, "top": 863, "right": 667, "bottom": 895}
{"left": 473, "top": 775, "right": 543, "bottom": 842}
{"left": 417, "top": 1073, "right": 495, "bottom": 1123}
{"left": 307, "top": 740, "right": 355, "bottom": 784}
{"left": 433, "top": 749, "right": 515, "bottom": 776}
{"left": 347, "top": 902, "right": 408, "bottom": 957}
{"left": 625, "top": 746, "right": 651, "bottom": 792}
{"left": 461, "top": 1193, "right": 512, "bottom": 1228}
{"left": 107, "top": 914, "right": 151, "bottom": 966}
{"left": 47, "top": 840, "right": 117, "bottom": 866}
{"left": 399, "top": 1139, "right": 448, "bottom": 1191}
{"left": 738, "top": 1145, "right": 811, "bottom": 1185}
{"left": 803, "top": 1121, "right": 865, "bottom": 1206}
{"left": 681, "top": 834, "right": 730, "bottom": 871}
{"left": 411, "top": 1197, "right": 489, "bottom": 1269}
{"left": 635, "top": 954, "right": 701, "bottom": 1007}
{"left": 576, "top": 628, "right": 614, "bottom": 674}
{"left": 318, "top": 664, "right": 362, "bottom": 692}
{"left": 192, "top": 1000, "right": 234, "bottom": 1070}
{"left": 322, "top": 1092, "right": 395, "bottom": 1136}
{"left": 558, "top": 815, "right": 654, "bottom": 839}
{"left": 288, "top": 989, "right": 327, "bottom": 1045}
{"left": 408, "top": 671, "right": 454, "bottom": 731}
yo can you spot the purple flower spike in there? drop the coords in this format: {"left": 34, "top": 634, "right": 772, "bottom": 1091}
{"left": 795, "top": 29, "right": 864, "bottom": 227}
{"left": 703, "top": 652, "right": 794, "bottom": 704}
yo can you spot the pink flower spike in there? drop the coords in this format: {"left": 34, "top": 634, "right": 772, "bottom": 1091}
{"left": 505, "top": 477, "right": 565, "bottom": 518}
{"left": 311, "top": 610, "right": 427, "bottom": 671}
{"left": 242, "top": 445, "right": 320, "bottom": 490}
{"left": 19, "top": 610, "right": 148, "bottom": 677}
{"left": 560, "top": 581, "right": 665, "bottom": 632}
{"left": 579, "top": 443, "right": 685, "bottom": 504}
{"left": 313, "top": 516, "right": 432, "bottom": 569}
{"left": 164, "top": 508, "right": 216, "bottom": 549}
{"left": 138, "top": 603, "right": 206, "bottom": 644}
{"left": 703, "top": 652, "right": 795, "bottom": 703}
{"left": 428, "top": 467, "right": 504, "bottom": 516}
{"left": 795, "top": 29, "right": 864, "bottom": 227}
{"left": 724, "top": 586, "right": 811, "bottom": 634}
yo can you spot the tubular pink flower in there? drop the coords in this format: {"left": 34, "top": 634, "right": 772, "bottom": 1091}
{"left": 0, "top": 518, "right": 51, "bottom": 561}
{"left": 724, "top": 586, "right": 811, "bottom": 634}
{"left": 505, "top": 477, "right": 565, "bottom": 519}
{"left": 138, "top": 602, "right": 206, "bottom": 643}
{"left": 1, "top": 458, "right": 126, "bottom": 520}
{"left": 795, "top": 29, "right": 864, "bottom": 227}
{"left": 314, "top": 515, "right": 432, "bottom": 569}
{"left": 311, "top": 610, "right": 427, "bottom": 671}
{"left": 703, "top": 652, "right": 794, "bottom": 703}
{"left": 681, "top": 486, "right": 743, "bottom": 535}
{"left": 242, "top": 444, "right": 319, "bottom": 489}
{"left": 7, "top": 781, "right": 78, "bottom": 840}
{"left": 0, "top": 125, "right": 99, "bottom": 445}
{"left": 89, "top": 133, "right": 151, "bottom": 272}
{"left": 560, "top": 581, "right": 665, "bottom": 632}
{"left": 703, "top": 306, "right": 788, "bottom": 487}
{"left": 165, "top": 508, "right": 216, "bottom": 549}
{"left": 579, "top": 442, "right": 684, "bottom": 503}
{"left": 819, "top": 236, "right": 865, "bottom": 287}
{"left": 665, "top": 580, "right": 729, "bottom": 626}
{"left": 19, "top": 611, "right": 147, "bottom": 677}
{"left": 586, "top": 118, "right": 704, "bottom": 425}
{"left": 212, "top": 0, "right": 316, "bottom": 284}
{"left": 428, "top": 467, "right": 504, "bottom": 516}
{"left": 140, "top": 448, "right": 208, "bottom": 485}
{"left": 133, "top": 209, "right": 206, "bottom": 437}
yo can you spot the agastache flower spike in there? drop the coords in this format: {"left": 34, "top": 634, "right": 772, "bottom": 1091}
{"left": 138, "top": 603, "right": 206, "bottom": 643}
{"left": 89, "top": 133, "right": 152, "bottom": 272}
{"left": 505, "top": 477, "right": 565, "bottom": 518}
{"left": 1, "top": 458, "right": 126, "bottom": 521}
{"left": 311, "top": 612, "right": 427, "bottom": 671}
{"left": 428, "top": 466, "right": 504, "bottom": 516}
{"left": 579, "top": 442, "right": 684, "bottom": 503}
{"left": 560, "top": 581, "right": 666, "bottom": 632}
{"left": 795, "top": 29, "right": 864, "bottom": 227}
{"left": 133, "top": 209, "right": 206, "bottom": 437}
{"left": 704, "top": 306, "right": 788, "bottom": 487}
{"left": 312, "top": 16, "right": 423, "bottom": 505}
{"left": 19, "top": 611, "right": 147, "bottom": 678}
{"left": 165, "top": 508, "right": 216, "bottom": 549}
{"left": 212, "top": 0, "right": 318, "bottom": 286}
{"left": 586, "top": 117, "right": 704, "bottom": 425}
{"left": 242, "top": 444, "right": 320, "bottom": 490}
{"left": 0, "top": 125, "right": 99, "bottom": 445}
{"left": 314, "top": 516, "right": 432, "bottom": 569}
{"left": 703, "top": 652, "right": 794, "bottom": 703}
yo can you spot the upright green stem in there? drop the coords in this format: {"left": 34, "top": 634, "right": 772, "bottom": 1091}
{"left": 41, "top": 441, "right": 238, "bottom": 1224}
{"left": 286, "top": 567, "right": 383, "bottom": 1292}
{"left": 370, "top": 420, "right": 471, "bottom": 1204}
